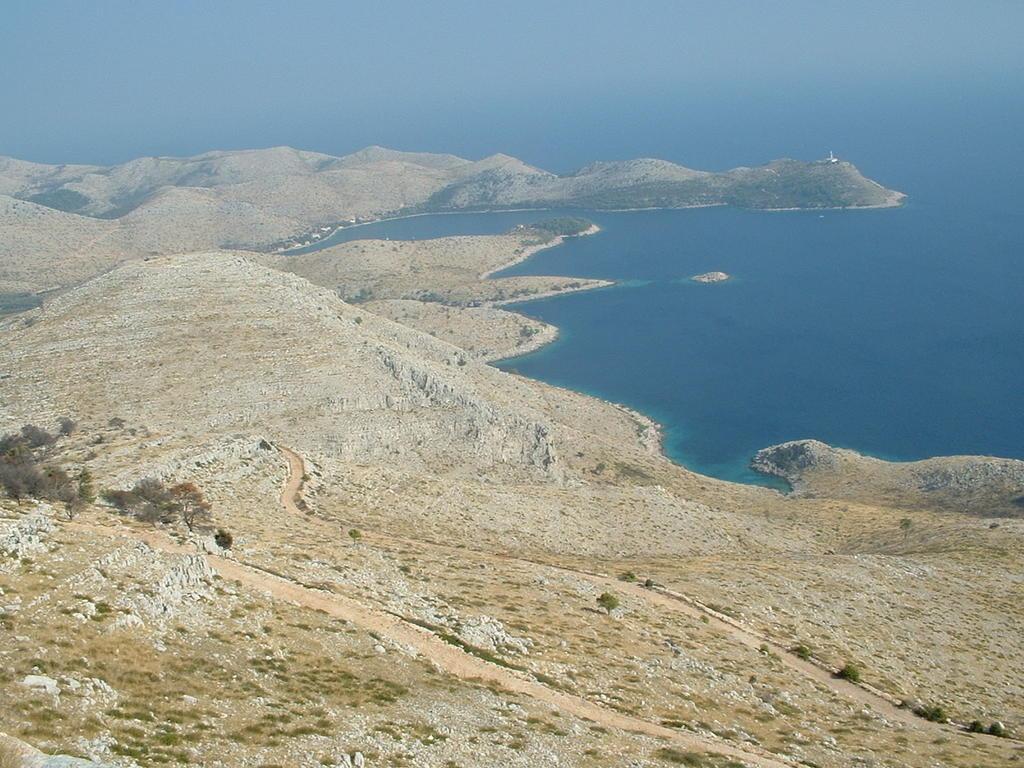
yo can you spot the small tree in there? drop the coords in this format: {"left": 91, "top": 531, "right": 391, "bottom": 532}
{"left": 41, "top": 466, "right": 78, "bottom": 520}
{"left": 77, "top": 469, "right": 96, "bottom": 506}
{"left": 348, "top": 528, "right": 362, "bottom": 544}
{"left": 58, "top": 468, "right": 96, "bottom": 521}
{"left": 170, "top": 482, "right": 212, "bottom": 532}
{"left": 596, "top": 592, "right": 620, "bottom": 614}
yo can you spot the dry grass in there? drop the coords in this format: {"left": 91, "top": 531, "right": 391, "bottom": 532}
{"left": 0, "top": 739, "right": 25, "bottom": 768}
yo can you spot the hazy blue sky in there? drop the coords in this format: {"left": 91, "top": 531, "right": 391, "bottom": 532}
{"left": 2, "top": 1, "right": 1021, "bottom": 169}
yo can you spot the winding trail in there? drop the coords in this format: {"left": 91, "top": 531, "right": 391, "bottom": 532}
{"left": 67, "top": 451, "right": 794, "bottom": 768}
{"left": 66, "top": 444, "right": 1015, "bottom": 763}
{"left": 270, "top": 448, "right": 1016, "bottom": 747}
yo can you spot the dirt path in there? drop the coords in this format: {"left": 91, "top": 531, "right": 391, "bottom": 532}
{"left": 270, "top": 448, "right": 1011, "bottom": 745}
{"left": 66, "top": 518, "right": 793, "bottom": 768}
{"left": 278, "top": 445, "right": 305, "bottom": 514}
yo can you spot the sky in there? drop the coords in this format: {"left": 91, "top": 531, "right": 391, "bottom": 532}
{"left": 1, "top": 1, "right": 1021, "bottom": 170}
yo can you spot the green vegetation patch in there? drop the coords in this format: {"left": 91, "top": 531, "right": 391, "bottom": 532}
{"left": 25, "top": 188, "right": 91, "bottom": 213}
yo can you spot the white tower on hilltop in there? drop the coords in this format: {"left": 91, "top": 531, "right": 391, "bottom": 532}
{"left": 827, "top": 150, "right": 839, "bottom": 164}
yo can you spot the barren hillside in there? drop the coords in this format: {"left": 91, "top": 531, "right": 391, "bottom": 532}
{"left": 1, "top": 245, "right": 1021, "bottom": 767}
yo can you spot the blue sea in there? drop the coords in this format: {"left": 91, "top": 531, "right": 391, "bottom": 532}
{"left": 298, "top": 83, "right": 1024, "bottom": 485}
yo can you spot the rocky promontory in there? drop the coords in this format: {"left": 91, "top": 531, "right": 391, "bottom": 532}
{"left": 753, "top": 439, "right": 1024, "bottom": 517}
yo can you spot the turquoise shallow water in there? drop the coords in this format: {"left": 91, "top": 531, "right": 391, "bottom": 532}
{"left": 294, "top": 86, "right": 1024, "bottom": 485}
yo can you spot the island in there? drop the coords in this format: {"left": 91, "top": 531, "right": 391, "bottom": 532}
{"left": 691, "top": 271, "right": 731, "bottom": 283}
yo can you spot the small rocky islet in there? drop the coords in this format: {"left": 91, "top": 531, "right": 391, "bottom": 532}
{"left": 690, "top": 271, "right": 731, "bottom": 283}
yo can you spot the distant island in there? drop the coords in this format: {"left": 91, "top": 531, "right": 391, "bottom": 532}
{"left": 690, "top": 271, "right": 731, "bottom": 283}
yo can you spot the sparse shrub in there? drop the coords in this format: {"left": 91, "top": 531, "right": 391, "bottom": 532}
{"left": 654, "top": 747, "right": 715, "bottom": 766}
{"left": 596, "top": 592, "right": 620, "bottom": 614}
{"left": 899, "top": 517, "right": 913, "bottom": 543}
{"left": 987, "top": 721, "right": 1007, "bottom": 737}
{"left": 968, "top": 720, "right": 985, "bottom": 733}
{"left": 0, "top": 740, "right": 25, "bottom": 768}
{"left": 214, "top": 528, "right": 234, "bottom": 550}
{"left": 792, "top": 643, "right": 812, "bottom": 660}
{"left": 0, "top": 459, "right": 43, "bottom": 502}
{"left": 836, "top": 663, "right": 861, "bottom": 683}
{"left": 107, "top": 417, "right": 126, "bottom": 429}
{"left": 102, "top": 488, "right": 136, "bottom": 511}
{"left": 58, "top": 417, "right": 77, "bottom": 436}
{"left": 643, "top": 578, "right": 654, "bottom": 588}
{"left": 19, "top": 424, "right": 56, "bottom": 448}
{"left": 914, "top": 703, "right": 948, "bottom": 723}
{"left": 619, "top": 571, "right": 636, "bottom": 582}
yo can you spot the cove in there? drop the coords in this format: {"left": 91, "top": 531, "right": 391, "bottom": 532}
{"left": 300, "top": 201, "right": 1024, "bottom": 486}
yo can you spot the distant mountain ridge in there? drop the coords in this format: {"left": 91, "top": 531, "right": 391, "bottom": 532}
{"left": 1, "top": 144, "right": 903, "bottom": 219}
{"left": 0, "top": 145, "right": 904, "bottom": 292}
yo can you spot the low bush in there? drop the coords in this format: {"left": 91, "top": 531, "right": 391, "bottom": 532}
{"left": 791, "top": 643, "right": 812, "bottom": 661}
{"left": 914, "top": 703, "right": 948, "bottom": 723}
{"left": 214, "top": 528, "right": 234, "bottom": 550}
{"left": 836, "top": 663, "right": 861, "bottom": 683}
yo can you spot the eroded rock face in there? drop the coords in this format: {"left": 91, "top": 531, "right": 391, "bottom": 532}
{"left": 376, "top": 345, "right": 560, "bottom": 478}
{"left": 135, "top": 554, "right": 216, "bottom": 620}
